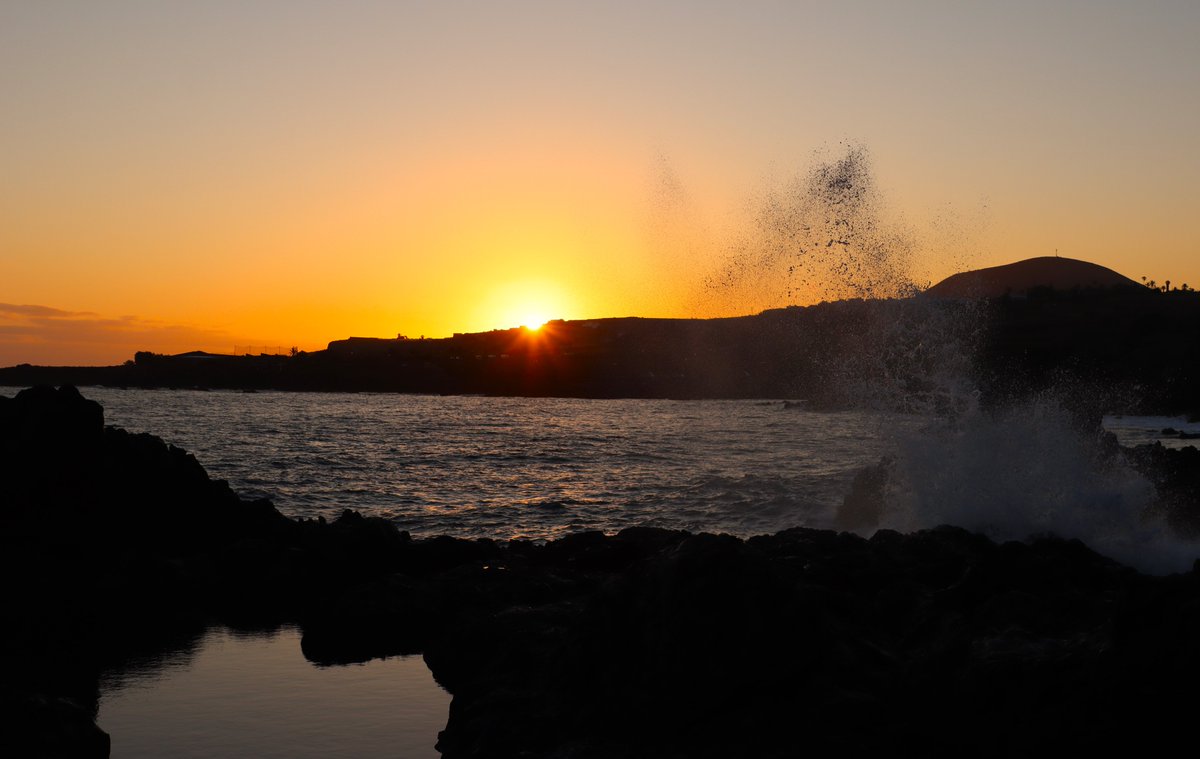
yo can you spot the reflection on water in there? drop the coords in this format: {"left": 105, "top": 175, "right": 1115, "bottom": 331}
{"left": 98, "top": 627, "right": 449, "bottom": 759}
{"left": 66, "top": 389, "right": 898, "bottom": 540}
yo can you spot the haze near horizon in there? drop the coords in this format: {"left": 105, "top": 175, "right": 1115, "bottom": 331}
{"left": 3, "top": 1, "right": 1197, "bottom": 365}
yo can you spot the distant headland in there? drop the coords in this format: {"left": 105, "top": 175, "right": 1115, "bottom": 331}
{"left": 3, "top": 258, "right": 1198, "bottom": 414}
{"left": 924, "top": 256, "right": 1143, "bottom": 298}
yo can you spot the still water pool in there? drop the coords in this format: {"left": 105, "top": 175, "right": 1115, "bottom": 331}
{"left": 98, "top": 627, "right": 449, "bottom": 759}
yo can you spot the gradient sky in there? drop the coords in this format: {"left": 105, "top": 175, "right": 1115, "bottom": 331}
{"left": 3, "top": 1, "right": 1198, "bottom": 365}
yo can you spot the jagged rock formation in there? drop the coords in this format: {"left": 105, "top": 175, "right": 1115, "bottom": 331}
{"left": 4, "top": 386, "right": 1200, "bottom": 757}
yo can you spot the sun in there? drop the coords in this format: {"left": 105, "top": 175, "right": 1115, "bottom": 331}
{"left": 516, "top": 304, "right": 555, "bottom": 330}
{"left": 482, "top": 280, "right": 571, "bottom": 331}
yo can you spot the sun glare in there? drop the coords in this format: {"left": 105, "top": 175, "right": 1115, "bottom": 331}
{"left": 482, "top": 280, "right": 571, "bottom": 332}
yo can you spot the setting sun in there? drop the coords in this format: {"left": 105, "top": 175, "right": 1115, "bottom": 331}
{"left": 1, "top": 2, "right": 1197, "bottom": 369}
{"left": 478, "top": 280, "right": 572, "bottom": 332}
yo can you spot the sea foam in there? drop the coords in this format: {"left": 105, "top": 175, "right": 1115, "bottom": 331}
{"left": 880, "top": 399, "right": 1196, "bottom": 574}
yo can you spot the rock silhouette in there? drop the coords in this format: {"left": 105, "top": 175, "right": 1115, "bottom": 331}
{"left": 3, "top": 273, "right": 1198, "bottom": 416}
{"left": 3, "top": 386, "right": 1200, "bottom": 757}
{"left": 924, "top": 255, "right": 1141, "bottom": 298}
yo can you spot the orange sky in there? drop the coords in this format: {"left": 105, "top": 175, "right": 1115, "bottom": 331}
{"left": 3, "top": 2, "right": 1198, "bottom": 365}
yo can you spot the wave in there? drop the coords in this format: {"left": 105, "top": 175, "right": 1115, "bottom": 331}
{"left": 878, "top": 398, "right": 1195, "bottom": 574}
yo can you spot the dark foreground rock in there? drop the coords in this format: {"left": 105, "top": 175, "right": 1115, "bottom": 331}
{"left": 5, "top": 386, "right": 1200, "bottom": 757}
{"left": 1127, "top": 442, "right": 1200, "bottom": 535}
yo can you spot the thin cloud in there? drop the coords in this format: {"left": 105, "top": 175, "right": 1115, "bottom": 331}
{"left": 0, "top": 303, "right": 97, "bottom": 319}
{"left": 0, "top": 303, "right": 247, "bottom": 367}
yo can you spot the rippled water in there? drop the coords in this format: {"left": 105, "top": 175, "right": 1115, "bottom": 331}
{"left": 7, "top": 387, "right": 1189, "bottom": 542}
{"left": 68, "top": 388, "right": 897, "bottom": 539}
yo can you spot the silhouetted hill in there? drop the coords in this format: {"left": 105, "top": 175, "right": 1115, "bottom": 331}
{"left": 925, "top": 256, "right": 1141, "bottom": 298}
{"left": 2, "top": 273, "right": 1199, "bottom": 414}
{"left": 976, "top": 285, "right": 1200, "bottom": 414}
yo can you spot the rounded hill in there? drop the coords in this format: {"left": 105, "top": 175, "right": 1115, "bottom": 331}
{"left": 925, "top": 256, "right": 1141, "bottom": 298}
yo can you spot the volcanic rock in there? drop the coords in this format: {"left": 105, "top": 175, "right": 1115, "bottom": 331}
{"left": 5, "top": 386, "right": 1200, "bottom": 758}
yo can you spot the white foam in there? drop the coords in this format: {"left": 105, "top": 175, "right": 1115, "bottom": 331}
{"left": 881, "top": 399, "right": 1199, "bottom": 574}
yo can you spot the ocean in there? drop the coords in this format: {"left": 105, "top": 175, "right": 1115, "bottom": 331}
{"left": 6, "top": 385, "right": 1195, "bottom": 557}
{"left": 70, "top": 387, "right": 900, "bottom": 540}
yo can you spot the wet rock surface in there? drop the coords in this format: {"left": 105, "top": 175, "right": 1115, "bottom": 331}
{"left": 4, "top": 386, "right": 1200, "bottom": 757}
{"left": 1128, "top": 442, "right": 1200, "bottom": 535}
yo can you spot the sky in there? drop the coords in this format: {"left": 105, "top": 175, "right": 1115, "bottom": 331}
{"left": 2, "top": 0, "right": 1198, "bottom": 365}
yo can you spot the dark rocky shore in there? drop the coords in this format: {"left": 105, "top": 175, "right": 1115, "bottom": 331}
{"left": 5, "top": 386, "right": 1200, "bottom": 758}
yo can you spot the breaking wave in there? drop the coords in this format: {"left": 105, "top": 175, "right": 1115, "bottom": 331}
{"left": 881, "top": 399, "right": 1194, "bottom": 574}
{"left": 701, "top": 144, "right": 1198, "bottom": 574}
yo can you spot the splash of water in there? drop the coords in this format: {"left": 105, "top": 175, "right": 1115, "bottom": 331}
{"left": 694, "top": 144, "right": 1198, "bottom": 573}
{"left": 695, "top": 146, "right": 986, "bottom": 415}
{"left": 811, "top": 296, "right": 985, "bottom": 416}
{"left": 877, "top": 398, "right": 1197, "bottom": 574}
{"left": 706, "top": 144, "right": 917, "bottom": 307}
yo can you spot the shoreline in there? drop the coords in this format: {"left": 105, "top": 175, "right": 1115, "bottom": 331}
{"left": 4, "top": 385, "right": 1200, "bottom": 757}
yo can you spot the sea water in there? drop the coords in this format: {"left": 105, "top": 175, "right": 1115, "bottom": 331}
{"left": 64, "top": 388, "right": 902, "bottom": 539}
{"left": 4, "top": 385, "right": 1192, "bottom": 550}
